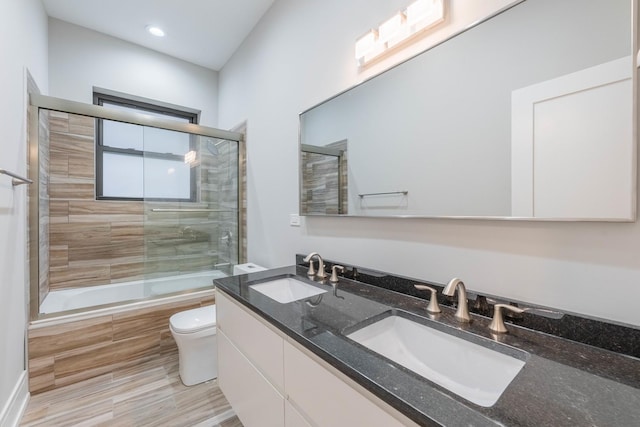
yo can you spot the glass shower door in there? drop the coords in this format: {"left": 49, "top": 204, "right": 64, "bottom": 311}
{"left": 142, "top": 127, "right": 240, "bottom": 296}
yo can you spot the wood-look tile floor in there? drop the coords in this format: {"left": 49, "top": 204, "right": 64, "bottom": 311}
{"left": 20, "top": 353, "right": 243, "bottom": 427}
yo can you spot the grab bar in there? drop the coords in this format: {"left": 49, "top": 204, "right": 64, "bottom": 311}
{"left": 358, "top": 190, "right": 408, "bottom": 198}
{"left": 0, "top": 168, "right": 33, "bottom": 186}
{"left": 150, "top": 208, "right": 237, "bottom": 213}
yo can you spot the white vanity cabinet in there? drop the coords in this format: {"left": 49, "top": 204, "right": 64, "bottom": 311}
{"left": 216, "top": 290, "right": 418, "bottom": 427}
{"left": 217, "top": 330, "right": 284, "bottom": 426}
{"left": 216, "top": 291, "right": 285, "bottom": 427}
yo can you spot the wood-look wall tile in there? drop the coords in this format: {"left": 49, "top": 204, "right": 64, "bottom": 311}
{"left": 29, "top": 315, "right": 113, "bottom": 359}
{"left": 111, "top": 223, "right": 144, "bottom": 242}
{"left": 111, "top": 354, "right": 176, "bottom": 382}
{"left": 68, "top": 114, "right": 95, "bottom": 137}
{"left": 112, "top": 301, "right": 201, "bottom": 341}
{"left": 179, "top": 257, "right": 216, "bottom": 271}
{"left": 110, "top": 334, "right": 161, "bottom": 372}
{"left": 50, "top": 131, "right": 94, "bottom": 155}
{"left": 48, "top": 115, "right": 69, "bottom": 132}
{"left": 68, "top": 200, "right": 143, "bottom": 216}
{"left": 49, "top": 266, "right": 111, "bottom": 288}
{"left": 159, "top": 330, "right": 177, "bottom": 356}
{"left": 108, "top": 240, "right": 144, "bottom": 259}
{"left": 68, "top": 154, "right": 94, "bottom": 179}
{"left": 110, "top": 262, "right": 145, "bottom": 281}
{"left": 200, "top": 295, "right": 216, "bottom": 306}
{"left": 50, "top": 245, "right": 68, "bottom": 268}
{"left": 54, "top": 342, "right": 116, "bottom": 387}
{"left": 49, "top": 201, "right": 69, "bottom": 222}
{"left": 49, "top": 182, "right": 95, "bottom": 200}
{"left": 49, "top": 154, "right": 69, "bottom": 177}
{"left": 143, "top": 260, "right": 181, "bottom": 276}
{"left": 28, "top": 356, "right": 55, "bottom": 394}
{"left": 50, "top": 222, "right": 111, "bottom": 245}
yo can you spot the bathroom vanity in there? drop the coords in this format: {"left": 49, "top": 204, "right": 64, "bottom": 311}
{"left": 214, "top": 265, "right": 640, "bottom": 426}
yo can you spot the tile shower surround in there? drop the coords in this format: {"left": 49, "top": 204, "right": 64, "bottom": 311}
{"left": 41, "top": 110, "right": 238, "bottom": 295}
{"left": 295, "top": 254, "right": 640, "bottom": 358}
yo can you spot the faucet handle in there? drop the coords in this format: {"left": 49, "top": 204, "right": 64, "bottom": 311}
{"left": 330, "top": 265, "right": 345, "bottom": 283}
{"left": 489, "top": 304, "right": 525, "bottom": 334}
{"left": 306, "top": 259, "right": 316, "bottom": 277}
{"left": 414, "top": 285, "right": 441, "bottom": 314}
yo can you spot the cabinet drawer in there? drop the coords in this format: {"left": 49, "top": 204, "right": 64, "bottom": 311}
{"left": 284, "top": 340, "right": 412, "bottom": 427}
{"left": 218, "top": 329, "right": 284, "bottom": 427}
{"left": 216, "top": 290, "right": 284, "bottom": 390}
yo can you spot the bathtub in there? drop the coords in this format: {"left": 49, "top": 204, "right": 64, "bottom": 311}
{"left": 40, "top": 270, "right": 228, "bottom": 314}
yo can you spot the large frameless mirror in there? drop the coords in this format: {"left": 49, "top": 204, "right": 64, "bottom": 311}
{"left": 299, "top": 0, "right": 636, "bottom": 220}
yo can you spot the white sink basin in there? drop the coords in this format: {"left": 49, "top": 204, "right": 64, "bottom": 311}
{"left": 347, "top": 314, "right": 526, "bottom": 407}
{"left": 250, "top": 277, "right": 327, "bottom": 303}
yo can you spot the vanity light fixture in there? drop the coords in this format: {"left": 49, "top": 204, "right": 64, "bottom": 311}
{"left": 146, "top": 25, "right": 165, "bottom": 37}
{"left": 355, "top": 0, "right": 445, "bottom": 67}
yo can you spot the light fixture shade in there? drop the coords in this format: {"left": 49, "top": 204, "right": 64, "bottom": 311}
{"left": 406, "top": 0, "right": 445, "bottom": 32}
{"left": 355, "top": 30, "right": 377, "bottom": 61}
{"left": 378, "top": 12, "right": 405, "bottom": 45}
{"left": 355, "top": 0, "right": 446, "bottom": 67}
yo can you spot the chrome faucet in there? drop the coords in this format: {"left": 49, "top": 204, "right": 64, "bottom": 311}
{"left": 442, "top": 278, "right": 471, "bottom": 323}
{"left": 303, "top": 252, "right": 327, "bottom": 279}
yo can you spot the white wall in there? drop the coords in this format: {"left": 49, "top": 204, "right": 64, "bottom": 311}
{"left": 48, "top": 19, "right": 219, "bottom": 127}
{"left": 0, "top": 0, "right": 48, "bottom": 423}
{"left": 218, "top": 0, "right": 640, "bottom": 327}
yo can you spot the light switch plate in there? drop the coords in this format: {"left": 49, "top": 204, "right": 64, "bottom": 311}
{"left": 289, "top": 214, "right": 301, "bottom": 226}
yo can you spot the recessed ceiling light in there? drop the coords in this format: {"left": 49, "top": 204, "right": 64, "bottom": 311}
{"left": 146, "top": 25, "right": 165, "bottom": 37}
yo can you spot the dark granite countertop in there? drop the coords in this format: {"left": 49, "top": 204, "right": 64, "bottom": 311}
{"left": 214, "top": 265, "right": 640, "bottom": 427}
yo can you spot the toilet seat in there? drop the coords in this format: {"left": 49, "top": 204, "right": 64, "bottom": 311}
{"left": 170, "top": 306, "right": 216, "bottom": 334}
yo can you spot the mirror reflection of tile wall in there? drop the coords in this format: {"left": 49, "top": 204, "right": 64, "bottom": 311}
{"left": 301, "top": 140, "right": 348, "bottom": 215}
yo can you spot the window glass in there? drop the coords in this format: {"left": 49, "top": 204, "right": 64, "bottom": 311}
{"left": 95, "top": 93, "right": 198, "bottom": 201}
{"left": 143, "top": 126, "right": 191, "bottom": 156}
{"left": 143, "top": 156, "right": 192, "bottom": 200}
{"left": 102, "top": 120, "right": 144, "bottom": 151}
{"left": 102, "top": 152, "right": 144, "bottom": 198}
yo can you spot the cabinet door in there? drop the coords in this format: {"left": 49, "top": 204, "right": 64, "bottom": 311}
{"left": 218, "top": 329, "right": 284, "bottom": 427}
{"left": 285, "top": 401, "right": 313, "bottom": 427}
{"left": 284, "top": 341, "right": 412, "bottom": 427}
{"left": 216, "top": 290, "right": 284, "bottom": 390}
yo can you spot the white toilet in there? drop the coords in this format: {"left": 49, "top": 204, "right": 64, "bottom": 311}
{"left": 169, "top": 305, "right": 218, "bottom": 386}
{"left": 233, "top": 262, "right": 267, "bottom": 275}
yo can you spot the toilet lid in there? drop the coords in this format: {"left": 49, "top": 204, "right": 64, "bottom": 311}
{"left": 170, "top": 305, "right": 217, "bottom": 334}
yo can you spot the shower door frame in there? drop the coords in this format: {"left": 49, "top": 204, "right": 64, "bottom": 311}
{"left": 27, "top": 93, "right": 246, "bottom": 320}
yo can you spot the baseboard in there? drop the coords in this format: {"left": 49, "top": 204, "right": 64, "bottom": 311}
{"left": 0, "top": 371, "right": 30, "bottom": 427}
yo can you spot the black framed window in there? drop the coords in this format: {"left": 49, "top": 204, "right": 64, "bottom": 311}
{"left": 94, "top": 92, "right": 199, "bottom": 201}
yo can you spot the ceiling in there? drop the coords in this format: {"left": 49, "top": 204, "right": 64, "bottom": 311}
{"left": 41, "top": 0, "right": 275, "bottom": 71}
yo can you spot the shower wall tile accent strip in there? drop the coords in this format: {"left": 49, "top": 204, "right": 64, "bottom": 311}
{"left": 27, "top": 295, "right": 214, "bottom": 394}
{"left": 38, "top": 108, "right": 51, "bottom": 305}
{"left": 46, "top": 111, "right": 236, "bottom": 290}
